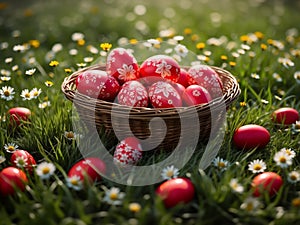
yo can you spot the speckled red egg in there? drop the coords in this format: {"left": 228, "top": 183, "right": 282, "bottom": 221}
{"left": 187, "top": 65, "right": 223, "bottom": 99}
{"left": 183, "top": 84, "right": 212, "bottom": 106}
{"left": 252, "top": 172, "right": 283, "bottom": 197}
{"left": 156, "top": 178, "right": 195, "bottom": 208}
{"left": 67, "top": 157, "right": 106, "bottom": 183}
{"left": 148, "top": 81, "right": 182, "bottom": 108}
{"left": 233, "top": 124, "right": 270, "bottom": 150}
{"left": 0, "top": 167, "right": 28, "bottom": 197}
{"left": 8, "top": 107, "right": 31, "bottom": 126}
{"left": 140, "top": 55, "right": 181, "bottom": 83}
{"left": 10, "top": 150, "right": 36, "bottom": 173}
{"left": 113, "top": 137, "right": 143, "bottom": 167}
{"left": 76, "top": 70, "right": 120, "bottom": 101}
{"left": 117, "top": 80, "right": 148, "bottom": 107}
{"left": 106, "top": 47, "right": 139, "bottom": 84}
{"left": 272, "top": 107, "right": 299, "bottom": 125}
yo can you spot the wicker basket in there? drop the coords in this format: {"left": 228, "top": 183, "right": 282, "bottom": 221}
{"left": 61, "top": 64, "right": 240, "bottom": 150}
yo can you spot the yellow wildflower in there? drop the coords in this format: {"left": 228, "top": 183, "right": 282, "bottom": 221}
{"left": 49, "top": 60, "right": 59, "bottom": 67}
{"left": 100, "top": 43, "right": 112, "bottom": 51}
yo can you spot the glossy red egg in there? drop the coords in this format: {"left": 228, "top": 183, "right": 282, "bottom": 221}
{"left": 76, "top": 70, "right": 120, "bottom": 101}
{"left": 10, "top": 150, "right": 36, "bottom": 173}
{"left": 8, "top": 107, "right": 31, "bottom": 126}
{"left": 182, "top": 85, "right": 212, "bottom": 106}
{"left": 117, "top": 80, "right": 148, "bottom": 107}
{"left": 177, "top": 68, "right": 189, "bottom": 87}
{"left": 140, "top": 55, "right": 181, "bottom": 83}
{"left": 68, "top": 157, "right": 106, "bottom": 183}
{"left": 106, "top": 47, "right": 139, "bottom": 84}
{"left": 187, "top": 65, "right": 223, "bottom": 99}
{"left": 148, "top": 81, "right": 182, "bottom": 108}
{"left": 156, "top": 178, "right": 195, "bottom": 208}
{"left": 233, "top": 124, "right": 270, "bottom": 150}
{"left": 272, "top": 107, "right": 299, "bottom": 125}
{"left": 113, "top": 137, "right": 143, "bottom": 166}
{"left": 252, "top": 172, "right": 283, "bottom": 197}
{"left": 0, "top": 167, "right": 28, "bottom": 196}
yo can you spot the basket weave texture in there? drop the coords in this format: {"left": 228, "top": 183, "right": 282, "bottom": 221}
{"left": 61, "top": 64, "right": 241, "bottom": 150}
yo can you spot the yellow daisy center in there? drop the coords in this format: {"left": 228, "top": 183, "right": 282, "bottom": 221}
{"left": 4, "top": 90, "right": 10, "bottom": 96}
{"left": 110, "top": 192, "right": 118, "bottom": 200}
{"left": 42, "top": 167, "right": 50, "bottom": 174}
{"left": 253, "top": 164, "right": 262, "bottom": 170}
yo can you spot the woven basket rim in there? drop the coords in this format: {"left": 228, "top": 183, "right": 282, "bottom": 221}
{"left": 61, "top": 64, "right": 241, "bottom": 114}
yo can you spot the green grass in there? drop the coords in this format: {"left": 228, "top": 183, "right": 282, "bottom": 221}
{"left": 0, "top": 0, "right": 300, "bottom": 224}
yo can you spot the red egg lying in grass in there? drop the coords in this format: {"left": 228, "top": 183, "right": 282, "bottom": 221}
{"left": 67, "top": 157, "right": 106, "bottom": 184}
{"left": 106, "top": 47, "right": 139, "bottom": 84}
{"left": 272, "top": 107, "right": 299, "bottom": 125}
{"left": 76, "top": 70, "right": 120, "bottom": 101}
{"left": 156, "top": 178, "right": 195, "bottom": 208}
{"left": 252, "top": 172, "right": 283, "bottom": 197}
{"left": 8, "top": 107, "right": 31, "bottom": 126}
{"left": 233, "top": 124, "right": 270, "bottom": 150}
{"left": 0, "top": 167, "right": 28, "bottom": 197}
{"left": 10, "top": 150, "right": 36, "bottom": 173}
{"left": 113, "top": 137, "right": 143, "bottom": 167}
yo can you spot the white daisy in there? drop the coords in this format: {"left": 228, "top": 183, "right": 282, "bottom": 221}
{"left": 38, "top": 101, "right": 51, "bottom": 109}
{"left": 274, "top": 151, "right": 293, "bottom": 168}
{"left": 291, "top": 121, "right": 300, "bottom": 134}
{"left": 212, "top": 157, "right": 230, "bottom": 171}
{"left": 229, "top": 178, "right": 244, "bottom": 194}
{"left": 279, "top": 148, "right": 296, "bottom": 158}
{"left": 240, "top": 197, "right": 262, "bottom": 212}
{"left": 0, "top": 86, "right": 15, "bottom": 101}
{"left": 36, "top": 162, "right": 56, "bottom": 180}
{"left": 4, "top": 142, "right": 19, "bottom": 153}
{"left": 14, "top": 155, "right": 28, "bottom": 168}
{"left": 30, "top": 88, "right": 42, "bottom": 99}
{"left": 64, "top": 131, "right": 77, "bottom": 140}
{"left": 103, "top": 187, "right": 125, "bottom": 205}
{"left": 0, "top": 155, "right": 6, "bottom": 164}
{"left": 161, "top": 165, "right": 179, "bottom": 180}
{"left": 294, "top": 71, "right": 300, "bottom": 84}
{"left": 25, "top": 68, "right": 36, "bottom": 76}
{"left": 20, "top": 89, "right": 33, "bottom": 100}
{"left": 248, "top": 159, "right": 266, "bottom": 174}
{"left": 66, "top": 175, "right": 83, "bottom": 191}
{"left": 287, "top": 171, "right": 300, "bottom": 184}
{"left": 174, "top": 44, "right": 188, "bottom": 58}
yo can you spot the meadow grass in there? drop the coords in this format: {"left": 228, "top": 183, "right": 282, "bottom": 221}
{"left": 0, "top": 0, "right": 300, "bottom": 224}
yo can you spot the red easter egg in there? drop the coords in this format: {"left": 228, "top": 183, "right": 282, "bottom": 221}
{"left": 233, "top": 124, "right": 270, "bottom": 150}
{"left": 252, "top": 172, "right": 283, "bottom": 197}
{"left": 76, "top": 70, "right": 120, "bottom": 101}
{"left": 187, "top": 65, "right": 223, "bottom": 99}
{"left": 182, "top": 85, "right": 212, "bottom": 106}
{"left": 113, "top": 137, "right": 143, "bottom": 166}
{"left": 156, "top": 178, "right": 195, "bottom": 208}
{"left": 171, "top": 82, "right": 186, "bottom": 96}
{"left": 8, "top": 107, "right": 31, "bottom": 126}
{"left": 177, "top": 68, "right": 189, "bottom": 87}
{"left": 0, "top": 167, "right": 28, "bottom": 196}
{"left": 106, "top": 47, "right": 139, "bottom": 84}
{"left": 68, "top": 157, "right": 106, "bottom": 183}
{"left": 140, "top": 55, "right": 181, "bottom": 83}
{"left": 272, "top": 107, "right": 299, "bottom": 125}
{"left": 117, "top": 80, "right": 148, "bottom": 107}
{"left": 10, "top": 150, "right": 36, "bottom": 173}
{"left": 148, "top": 81, "right": 182, "bottom": 108}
